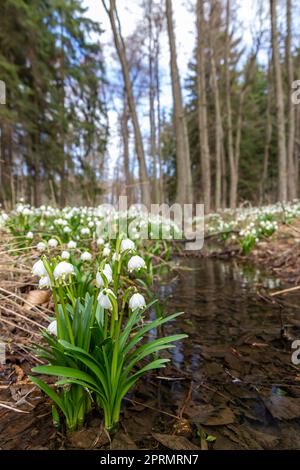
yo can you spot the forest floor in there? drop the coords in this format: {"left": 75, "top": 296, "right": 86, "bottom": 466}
{"left": 2, "top": 220, "right": 300, "bottom": 450}
{"left": 197, "top": 217, "right": 300, "bottom": 286}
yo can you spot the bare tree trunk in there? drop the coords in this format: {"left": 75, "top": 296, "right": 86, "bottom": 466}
{"left": 147, "top": 0, "right": 159, "bottom": 204}
{"left": 225, "top": 0, "right": 237, "bottom": 209}
{"left": 209, "top": 1, "right": 224, "bottom": 210}
{"left": 260, "top": 62, "right": 273, "bottom": 204}
{"left": 196, "top": 0, "right": 211, "bottom": 212}
{"left": 121, "top": 97, "right": 132, "bottom": 205}
{"left": 166, "top": 0, "right": 193, "bottom": 205}
{"left": 102, "top": 0, "right": 151, "bottom": 207}
{"left": 154, "top": 24, "right": 164, "bottom": 202}
{"left": 286, "top": 0, "right": 296, "bottom": 199}
{"left": 270, "top": 0, "right": 288, "bottom": 201}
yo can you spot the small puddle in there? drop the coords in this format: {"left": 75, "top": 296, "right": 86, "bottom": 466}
{"left": 148, "top": 258, "right": 300, "bottom": 449}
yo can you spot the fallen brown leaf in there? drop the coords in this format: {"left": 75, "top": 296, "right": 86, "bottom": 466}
{"left": 24, "top": 290, "right": 50, "bottom": 311}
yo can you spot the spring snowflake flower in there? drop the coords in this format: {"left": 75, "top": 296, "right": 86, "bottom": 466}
{"left": 32, "top": 259, "right": 47, "bottom": 278}
{"left": 48, "top": 238, "right": 58, "bottom": 248}
{"left": 112, "top": 252, "right": 121, "bottom": 262}
{"left": 53, "top": 261, "right": 75, "bottom": 281}
{"left": 128, "top": 255, "right": 146, "bottom": 272}
{"left": 97, "top": 237, "right": 105, "bottom": 246}
{"left": 81, "top": 251, "right": 92, "bottom": 261}
{"left": 67, "top": 240, "right": 77, "bottom": 249}
{"left": 97, "top": 288, "right": 116, "bottom": 310}
{"left": 61, "top": 250, "right": 70, "bottom": 260}
{"left": 26, "top": 231, "right": 34, "bottom": 239}
{"left": 80, "top": 227, "right": 90, "bottom": 236}
{"left": 129, "top": 292, "right": 146, "bottom": 310}
{"left": 47, "top": 320, "right": 57, "bottom": 336}
{"left": 120, "top": 238, "right": 135, "bottom": 253}
{"left": 96, "top": 264, "right": 112, "bottom": 287}
{"left": 36, "top": 241, "right": 47, "bottom": 252}
{"left": 103, "top": 245, "right": 111, "bottom": 257}
{"left": 39, "top": 275, "right": 51, "bottom": 289}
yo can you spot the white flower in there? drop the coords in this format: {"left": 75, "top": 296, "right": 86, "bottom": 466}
{"left": 97, "top": 237, "right": 105, "bottom": 246}
{"left": 61, "top": 250, "right": 70, "bottom": 260}
{"left": 47, "top": 320, "right": 57, "bottom": 336}
{"left": 120, "top": 238, "right": 135, "bottom": 253}
{"left": 96, "top": 264, "right": 113, "bottom": 287}
{"left": 103, "top": 246, "right": 111, "bottom": 257}
{"left": 36, "top": 242, "right": 46, "bottom": 252}
{"left": 81, "top": 251, "right": 92, "bottom": 261}
{"left": 128, "top": 255, "right": 146, "bottom": 272}
{"left": 48, "top": 238, "right": 58, "bottom": 248}
{"left": 63, "top": 226, "right": 71, "bottom": 233}
{"left": 67, "top": 240, "right": 77, "bottom": 249}
{"left": 32, "top": 259, "right": 47, "bottom": 278}
{"left": 53, "top": 261, "right": 75, "bottom": 281}
{"left": 112, "top": 252, "right": 121, "bottom": 262}
{"left": 80, "top": 227, "right": 90, "bottom": 236}
{"left": 26, "top": 231, "right": 34, "bottom": 239}
{"left": 39, "top": 275, "right": 51, "bottom": 289}
{"left": 129, "top": 293, "right": 146, "bottom": 310}
{"left": 97, "top": 289, "right": 116, "bottom": 310}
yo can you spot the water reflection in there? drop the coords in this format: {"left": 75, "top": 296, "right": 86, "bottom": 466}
{"left": 152, "top": 258, "right": 300, "bottom": 448}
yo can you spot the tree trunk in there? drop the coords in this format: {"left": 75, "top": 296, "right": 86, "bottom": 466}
{"left": 166, "top": 0, "right": 193, "bottom": 205}
{"left": 225, "top": 0, "right": 237, "bottom": 209}
{"left": 148, "top": 0, "right": 159, "bottom": 204}
{"left": 196, "top": 0, "right": 211, "bottom": 212}
{"left": 102, "top": 0, "right": 151, "bottom": 207}
{"left": 260, "top": 59, "right": 273, "bottom": 204}
{"left": 270, "top": 0, "right": 288, "bottom": 201}
{"left": 121, "top": 98, "right": 132, "bottom": 205}
{"left": 286, "top": 0, "right": 296, "bottom": 199}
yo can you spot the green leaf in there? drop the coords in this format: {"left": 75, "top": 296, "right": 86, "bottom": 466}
{"left": 29, "top": 375, "right": 67, "bottom": 415}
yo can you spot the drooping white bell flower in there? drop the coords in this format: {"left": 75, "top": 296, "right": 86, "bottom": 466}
{"left": 26, "top": 231, "right": 34, "bottom": 239}
{"left": 32, "top": 259, "right": 48, "bottom": 278}
{"left": 80, "top": 251, "right": 92, "bottom": 261}
{"left": 67, "top": 240, "right": 77, "bottom": 249}
{"left": 47, "top": 320, "right": 57, "bottom": 336}
{"left": 36, "top": 241, "right": 47, "bottom": 252}
{"left": 120, "top": 238, "right": 135, "bottom": 253}
{"left": 96, "top": 264, "right": 113, "bottom": 287}
{"left": 80, "top": 227, "right": 90, "bottom": 236}
{"left": 102, "top": 245, "right": 111, "bottom": 257}
{"left": 112, "top": 252, "right": 121, "bottom": 262}
{"left": 97, "top": 288, "right": 116, "bottom": 310}
{"left": 39, "top": 275, "right": 51, "bottom": 289}
{"left": 53, "top": 261, "right": 75, "bottom": 281}
{"left": 128, "top": 255, "right": 146, "bottom": 272}
{"left": 129, "top": 292, "right": 146, "bottom": 310}
{"left": 61, "top": 250, "right": 70, "bottom": 260}
{"left": 97, "top": 237, "right": 105, "bottom": 246}
{"left": 48, "top": 238, "right": 58, "bottom": 248}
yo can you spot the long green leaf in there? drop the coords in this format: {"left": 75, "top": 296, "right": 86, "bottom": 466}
{"left": 32, "top": 365, "right": 98, "bottom": 388}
